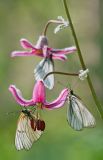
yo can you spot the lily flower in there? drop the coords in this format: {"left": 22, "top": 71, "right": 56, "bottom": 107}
{"left": 9, "top": 80, "right": 69, "bottom": 110}
{"left": 11, "top": 36, "right": 76, "bottom": 89}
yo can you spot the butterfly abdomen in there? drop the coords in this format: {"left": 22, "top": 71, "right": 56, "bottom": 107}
{"left": 30, "top": 118, "right": 36, "bottom": 131}
{"left": 36, "top": 119, "right": 45, "bottom": 131}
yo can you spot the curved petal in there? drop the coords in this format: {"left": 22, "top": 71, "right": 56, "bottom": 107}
{"left": 20, "top": 39, "right": 35, "bottom": 49}
{"left": 51, "top": 46, "right": 76, "bottom": 55}
{"left": 11, "top": 51, "right": 34, "bottom": 57}
{"left": 44, "top": 88, "right": 69, "bottom": 109}
{"left": 32, "top": 81, "right": 46, "bottom": 103}
{"left": 34, "top": 58, "right": 54, "bottom": 90}
{"left": 52, "top": 54, "right": 67, "bottom": 61}
{"left": 11, "top": 50, "right": 44, "bottom": 58}
{"left": 42, "top": 45, "right": 49, "bottom": 58}
{"left": 9, "top": 85, "right": 35, "bottom": 107}
{"left": 35, "top": 35, "right": 48, "bottom": 49}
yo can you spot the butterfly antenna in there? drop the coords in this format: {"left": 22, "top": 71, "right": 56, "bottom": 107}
{"left": 56, "top": 80, "right": 71, "bottom": 89}
{"left": 56, "top": 80, "right": 65, "bottom": 87}
{"left": 71, "top": 78, "right": 80, "bottom": 90}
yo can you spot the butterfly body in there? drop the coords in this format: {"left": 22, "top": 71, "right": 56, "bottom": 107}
{"left": 36, "top": 119, "right": 45, "bottom": 131}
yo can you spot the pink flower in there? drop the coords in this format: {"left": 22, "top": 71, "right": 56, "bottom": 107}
{"left": 9, "top": 80, "right": 69, "bottom": 109}
{"left": 11, "top": 36, "right": 76, "bottom": 89}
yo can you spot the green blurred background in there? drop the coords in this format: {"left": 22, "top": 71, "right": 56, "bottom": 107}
{"left": 0, "top": 0, "right": 103, "bottom": 159}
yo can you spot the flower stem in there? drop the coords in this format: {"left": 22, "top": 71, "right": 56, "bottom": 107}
{"left": 43, "top": 20, "right": 64, "bottom": 36}
{"left": 63, "top": 0, "right": 103, "bottom": 118}
{"left": 43, "top": 71, "right": 78, "bottom": 81}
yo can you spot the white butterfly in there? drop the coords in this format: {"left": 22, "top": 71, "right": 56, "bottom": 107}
{"left": 15, "top": 109, "right": 44, "bottom": 151}
{"left": 67, "top": 90, "right": 96, "bottom": 131}
{"left": 34, "top": 58, "right": 54, "bottom": 90}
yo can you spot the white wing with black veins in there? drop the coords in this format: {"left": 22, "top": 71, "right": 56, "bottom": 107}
{"left": 67, "top": 95, "right": 96, "bottom": 131}
{"left": 15, "top": 112, "right": 42, "bottom": 151}
{"left": 34, "top": 58, "right": 54, "bottom": 90}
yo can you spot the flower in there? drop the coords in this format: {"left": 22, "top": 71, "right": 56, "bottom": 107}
{"left": 11, "top": 36, "right": 76, "bottom": 89}
{"left": 54, "top": 16, "right": 69, "bottom": 34}
{"left": 9, "top": 80, "right": 69, "bottom": 149}
{"left": 9, "top": 80, "right": 69, "bottom": 109}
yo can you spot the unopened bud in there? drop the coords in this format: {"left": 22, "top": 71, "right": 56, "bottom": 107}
{"left": 35, "top": 35, "right": 48, "bottom": 49}
{"left": 79, "top": 69, "right": 89, "bottom": 80}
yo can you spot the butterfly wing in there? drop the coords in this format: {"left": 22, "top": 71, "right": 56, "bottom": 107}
{"left": 67, "top": 96, "right": 83, "bottom": 131}
{"left": 34, "top": 58, "right": 54, "bottom": 89}
{"left": 67, "top": 95, "right": 96, "bottom": 131}
{"left": 15, "top": 112, "right": 42, "bottom": 151}
{"left": 75, "top": 97, "right": 96, "bottom": 128}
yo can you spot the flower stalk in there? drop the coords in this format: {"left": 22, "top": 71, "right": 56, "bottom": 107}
{"left": 63, "top": 0, "right": 103, "bottom": 118}
{"left": 42, "top": 16, "right": 69, "bottom": 35}
{"left": 43, "top": 20, "right": 63, "bottom": 35}
{"left": 43, "top": 71, "right": 78, "bottom": 80}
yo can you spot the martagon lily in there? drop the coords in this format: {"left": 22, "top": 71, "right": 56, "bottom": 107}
{"left": 11, "top": 36, "right": 76, "bottom": 89}
{"left": 9, "top": 80, "right": 69, "bottom": 111}
{"left": 11, "top": 17, "right": 76, "bottom": 90}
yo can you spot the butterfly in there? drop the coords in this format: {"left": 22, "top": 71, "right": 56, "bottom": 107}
{"left": 67, "top": 90, "right": 96, "bottom": 131}
{"left": 34, "top": 57, "right": 54, "bottom": 90}
{"left": 15, "top": 108, "right": 45, "bottom": 150}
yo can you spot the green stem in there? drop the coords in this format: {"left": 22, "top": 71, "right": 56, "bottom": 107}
{"left": 43, "top": 71, "right": 78, "bottom": 80}
{"left": 63, "top": 0, "right": 103, "bottom": 118}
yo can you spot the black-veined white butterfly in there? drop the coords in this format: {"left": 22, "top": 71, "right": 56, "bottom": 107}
{"left": 67, "top": 90, "right": 96, "bottom": 131}
{"left": 15, "top": 108, "right": 45, "bottom": 150}
{"left": 34, "top": 57, "right": 54, "bottom": 90}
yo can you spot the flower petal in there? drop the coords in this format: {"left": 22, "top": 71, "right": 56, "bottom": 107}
{"left": 11, "top": 51, "right": 34, "bottom": 57}
{"left": 11, "top": 50, "right": 44, "bottom": 57}
{"left": 35, "top": 35, "right": 48, "bottom": 49}
{"left": 32, "top": 81, "right": 46, "bottom": 103}
{"left": 42, "top": 45, "right": 49, "bottom": 58}
{"left": 20, "top": 38, "right": 35, "bottom": 49}
{"left": 34, "top": 58, "right": 54, "bottom": 90}
{"left": 44, "top": 88, "right": 69, "bottom": 109}
{"left": 51, "top": 46, "right": 76, "bottom": 55}
{"left": 9, "top": 85, "right": 34, "bottom": 106}
{"left": 52, "top": 54, "right": 67, "bottom": 61}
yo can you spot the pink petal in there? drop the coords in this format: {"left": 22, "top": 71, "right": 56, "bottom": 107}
{"left": 11, "top": 48, "right": 45, "bottom": 57}
{"left": 44, "top": 88, "right": 69, "bottom": 109}
{"left": 42, "top": 45, "right": 49, "bottom": 58}
{"left": 51, "top": 46, "right": 77, "bottom": 55}
{"left": 11, "top": 51, "right": 34, "bottom": 57}
{"left": 35, "top": 35, "right": 48, "bottom": 49}
{"left": 52, "top": 54, "right": 67, "bottom": 61}
{"left": 9, "top": 85, "right": 35, "bottom": 106}
{"left": 32, "top": 81, "right": 46, "bottom": 103}
{"left": 20, "top": 38, "right": 35, "bottom": 49}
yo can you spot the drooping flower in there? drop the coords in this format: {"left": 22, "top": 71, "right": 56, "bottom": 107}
{"left": 11, "top": 36, "right": 76, "bottom": 89}
{"left": 54, "top": 16, "right": 69, "bottom": 34}
{"left": 9, "top": 80, "right": 69, "bottom": 109}
{"left": 9, "top": 80, "right": 69, "bottom": 150}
